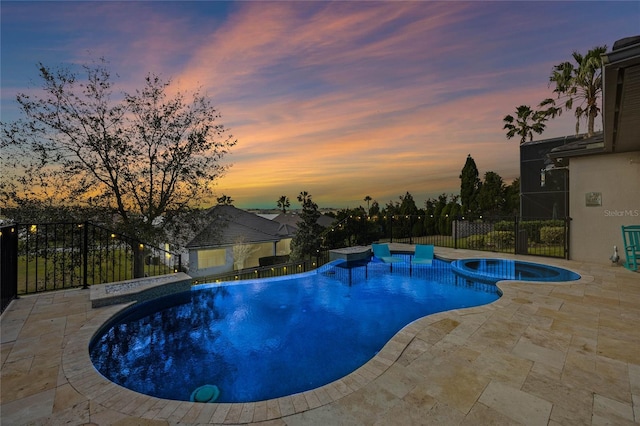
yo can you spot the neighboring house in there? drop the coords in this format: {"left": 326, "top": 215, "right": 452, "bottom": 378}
{"left": 270, "top": 212, "right": 335, "bottom": 229}
{"left": 547, "top": 36, "right": 640, "bottom": 265}
{"left": 186, "top": 205, "right": 294, "bottom": 278}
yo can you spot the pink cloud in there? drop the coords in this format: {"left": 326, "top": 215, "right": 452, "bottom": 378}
{"left": 4, "top": 1, "right": 626, "bottom": 209}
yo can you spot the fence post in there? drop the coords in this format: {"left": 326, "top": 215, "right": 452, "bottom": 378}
{"left": 409, "top": 216, "right": 413, "bottom": 245}
{"left": 514, "top": 216, "right": 518, "bottom": 255}
{"left": 1, "top": 225, "right": 19, "bottom": 313}
{"left": 565, "top": 217, "right": 571, "bottom": 259}
{"left": 454, "top": 220, "right": 458, "bottom": 250}
{"left": 82, "top": 221, "right": 89, "bottom": 289}
{"left": 514, "top": 216, "right": 531, "bottom": 255}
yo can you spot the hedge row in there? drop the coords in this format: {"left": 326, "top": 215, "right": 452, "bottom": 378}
{"left": 494, "top": 220, "right": 564, "bottom": 243}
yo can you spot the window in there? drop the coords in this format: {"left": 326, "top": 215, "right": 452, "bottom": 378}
{"left": 198, "top": 248, "right": 226, "bottom": 269}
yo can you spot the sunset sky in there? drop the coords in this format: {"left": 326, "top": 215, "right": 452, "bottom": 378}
{"left": 2, "top": 1, "right": 638, "bottom": 210}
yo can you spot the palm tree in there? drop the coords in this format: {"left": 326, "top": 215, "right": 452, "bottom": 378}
{"left": 217, "top": 194, "right": 233, "bottom": 205}
{"left": 297, "top": 191, "right": 311, "bottom": 204}
{"left": 503, "top": 105, "right": 548, "bottom": 144}
{"left": 364, "top": 195, "right": 372, "bottom": 215}
{"left": 277, "top": 195, "right": 290, "bottom": 213}
{"left": 539, "top": 46, "right": 607, "bottom": 137}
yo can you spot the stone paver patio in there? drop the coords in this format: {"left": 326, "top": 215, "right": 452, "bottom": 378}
{"left": 1, "top": 248, "right": 639, "bottom": 425}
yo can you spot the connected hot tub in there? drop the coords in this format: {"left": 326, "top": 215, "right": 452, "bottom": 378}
{"left": 451, "top": 258, "right": 580, "bottom": 284}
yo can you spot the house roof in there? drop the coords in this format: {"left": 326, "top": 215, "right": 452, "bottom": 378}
{"left": 520, "top": 134, "right": 589, "bottom": 148}
{"left": 602, "top": 35, "right": 640, "bottom": 154}
{"left": 545, "top": 36, "right": 640, "bottom": 163}
{"left": 186, "top": 205, "right": 293, "bottom": 249}
{"left": 272, "top": 212, "right": 335, "bottom": 229}
{"left": 547, "top": 132, "right": 605, "bottom": 165}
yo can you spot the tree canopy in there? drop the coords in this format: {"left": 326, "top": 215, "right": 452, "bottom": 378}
{"left": 1, "top": 59, "right": 236, "bottom": 243}
{"left": 477, "top": 171, "right": 505, "bottom": 217}
{"left": 503, "top": 105, "right": 548, "bottom": 144}
{"left": 217, "top": 195, "right": 234, "bottom": 205}
{"left": 459, "top": 154, "right": 481, "bottom": 215}
{"left": 277, "top": 195, "right": 290, "bottom": 213}
{"left": 539, "top": 46, "right": 607, "bottom": 137}
{"left": 290, "top": 191, "right": 323, "bottom": 261}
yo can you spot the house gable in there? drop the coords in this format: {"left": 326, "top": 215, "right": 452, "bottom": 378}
{"left": 186, "top": 205, "right": 292, "bottom": 249}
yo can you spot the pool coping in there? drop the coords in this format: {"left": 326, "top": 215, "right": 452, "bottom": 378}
{"left": 90, "top": 272, "right": 192, "bottom": 308}
{"left": 63, "top": 253, "right": 595, "bottom": 423}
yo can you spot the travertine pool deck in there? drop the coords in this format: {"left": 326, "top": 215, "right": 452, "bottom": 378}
{"left": 1, "top": 247, "right": 639, "bottom": 425}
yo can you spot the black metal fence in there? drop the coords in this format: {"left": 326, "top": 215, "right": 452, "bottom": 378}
{"left": 193, "top": 215, "right": 569, "bottom": 286}
{"left": 0, "top": 222, "right": 182, "bottom": 312}
{"left": 193, "top": 251, "right": 331, "bottom": 285}
{"left": 0, "top": 215, "right": 570, "bottom": 310}
{"left": 324, "top": 215, "right": 570, "bottom": 259}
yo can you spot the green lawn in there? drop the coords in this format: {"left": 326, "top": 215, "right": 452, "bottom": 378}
{"left": 17, "top": 251, "right": 173, "bottom": 294}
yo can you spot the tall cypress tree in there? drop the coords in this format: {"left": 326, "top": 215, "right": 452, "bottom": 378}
{"left": 459, "top": 155, "right": 481, "bottom": 216}
{"left": 290, "top": 192, "right": 323, "bottom": 261}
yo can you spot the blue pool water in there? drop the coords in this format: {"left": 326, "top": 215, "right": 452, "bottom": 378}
{"left": 89, "top": 260, "right": 499, "bottom": 403}
{"left": 451, "top": 258, "right": 580, "bottom": 284}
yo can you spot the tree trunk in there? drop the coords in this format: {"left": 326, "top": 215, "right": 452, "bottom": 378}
{"left": 133, "top": 243, "right": 146, "bottom": 278}
{"left": 588, "top": 111, "right": 596, "bottom": 137}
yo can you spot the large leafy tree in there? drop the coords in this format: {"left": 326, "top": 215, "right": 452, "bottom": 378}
{"left": 503, "top": 177, "right": 520, "bottom": 216}
{"left": 1, "top": 59, "right": 235, "bottom": 236}
{"left": 369, "top": 200, "right": 380, "bottom": 216}
{"left": 539, "top": 46, "right": 607, "bottom": 137}
{"left": 323, "top": 207, "right": 378, "bottom": 248}
{"left": 477, "top": 171, "right": 505, "bottom": 217}
{"left": 395, "top": 191, "right": 421, "bottom": 239}
{"left": 503, "top": 105, "right": 548, "bottom": 144}
{"left": 1, "top": 59, "right": 236, "bottom": 275}
{"left": 438, "top": 195, "right": 461, "bottom": 236}
{"left": 424, "top": 193, "right": 450, "bottom": 235}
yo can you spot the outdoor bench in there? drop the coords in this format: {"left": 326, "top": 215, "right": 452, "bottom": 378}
{"left": 621, "top": 225, "right": 640, "bottom": 271}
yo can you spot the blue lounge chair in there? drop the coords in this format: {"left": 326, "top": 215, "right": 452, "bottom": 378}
{"left": 621, "top": 225, "right": 640, "bottom": 271}
{"left": 371, "top": 243, "right": 402, "bottom": 270}
{"left": 411, "top": 244, "right": 434, "bottom": 266}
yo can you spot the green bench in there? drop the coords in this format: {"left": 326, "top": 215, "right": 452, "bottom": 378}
{"left": 621, "top": 225, "right": 640, "bottom": 271}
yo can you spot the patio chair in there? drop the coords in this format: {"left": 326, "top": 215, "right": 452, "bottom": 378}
{"left": 411, "top": 244, "right": 434, "bottom": 266}
{"left": 371, "top": 243, "right": 402, "bottom": 270}
{"left": 621, "top": 225, "right": 640, "bottom": 271}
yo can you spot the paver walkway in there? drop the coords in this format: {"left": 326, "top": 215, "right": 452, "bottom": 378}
{"left": 1, "top": 248, "right": 639, "bottom": 425}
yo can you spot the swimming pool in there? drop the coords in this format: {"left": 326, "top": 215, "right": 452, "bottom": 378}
{"left": 89, "top": 259, "right": 500, "bottom": 403}
{"left": 451, "top": 258, "right": 580, "bottom": 284}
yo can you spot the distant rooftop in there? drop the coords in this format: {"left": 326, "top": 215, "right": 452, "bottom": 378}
{"left": 186, "top": 205, "right": 292, "bottom": 249}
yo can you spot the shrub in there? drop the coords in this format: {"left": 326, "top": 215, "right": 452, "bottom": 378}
{"left": 519, "top": 220, "right": 563, "bottom": 243}
{"left": 540, "top": 226, "right": 564, "bottom": 245}
{"left": 485, "top": 231, "right": 515, "bottom": 248}
{"left": 466, "top": 234, "right": 485, "bottom": 249}
{"left": 494, "top": 220, "right": 515, "bottom": 232}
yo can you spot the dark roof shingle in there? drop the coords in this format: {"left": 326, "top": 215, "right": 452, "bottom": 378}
{"left": 186, "top": 205, "right": 293, "bottom": 249}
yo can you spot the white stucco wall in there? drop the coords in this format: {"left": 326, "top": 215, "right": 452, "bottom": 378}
{"left": 188, "top": 246, "right": 234, "bottom": 278}
{"left": 569, "top": 151, "right": 640, "bottom": 264}
{"left": 188, "top": 238, "right": 294, "bottom": 278}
